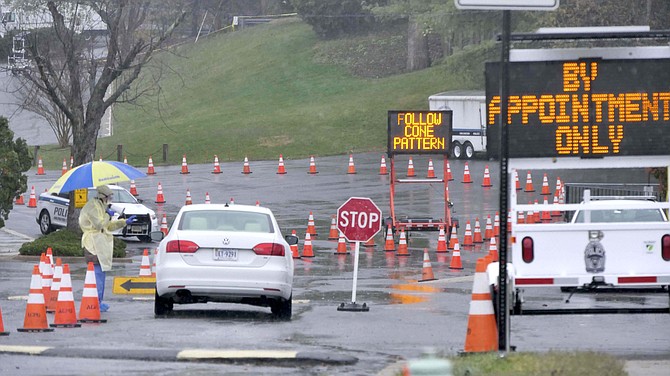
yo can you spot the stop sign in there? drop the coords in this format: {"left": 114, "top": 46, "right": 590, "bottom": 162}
{"left": 337, "top": 197, "right": 382, "bottom": 242}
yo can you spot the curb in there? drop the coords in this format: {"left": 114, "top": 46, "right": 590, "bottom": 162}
{"left": 0, "top": 345, "right": 358, "bottom": 365}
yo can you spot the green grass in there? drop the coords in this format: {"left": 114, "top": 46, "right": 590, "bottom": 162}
{"left": 34, "top": 19, "right": 495, "bottom": 169}
{"left": 428, "top": 351, "right": 625, "bottom": 376}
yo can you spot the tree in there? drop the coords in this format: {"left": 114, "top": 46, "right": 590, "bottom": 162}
{"left": 17, "top": 0, "right": 186, "bottom": 231}
{"left": 0, "top": 116, "right": 32, "bottom": 229}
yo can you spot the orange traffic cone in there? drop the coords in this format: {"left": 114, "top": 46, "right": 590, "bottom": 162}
{"left": 517, "top": 211, "right": 525, "bottom": 224}
{"left": 242, "top": 156, "right": 252, "bottom": 174}
{"left": 379, "top": 156, "right": 388, "bottom": 175}
{"left": 418, "top": 249, "right": 437, "bottom": 282}
{"left": 185, "top": 188, "right": 192, "bottom": 205}
{"left": 488, "top": 237, "right": 499, "bottom": 262}
{"left": 347, "top": 154, "right": 356, "bottom": 174}
{"left": 36, "top": 156, "right": 45, "bottom": 175}
{"left": 524, "top": 171, "right": 535, "bottom": 192}
{"left": 51, "top": 263, "right": 81, "bottom": 328}
{"left": 551, "top": 194, "right": 562, "bottom": 217}
{"left": 290, "top": 230, "right": 301, "bottom": 259}
{"left": 129, "top": 180, "right": 138, "bottom": 196}
{"left": 363, "top": 236, "right": 376, "bottom": 248}
{"left": 160, "top": 214, "right": 168, "bottom": 236}
{"left": 446, "top": 160, "right": 454, "bottom": 181}
{"left": 526, "top": 208, "right": 535, "bottom": 224}
{"left": 449, "top": 242, "right": 463, "bottom": 270}
{"left": 513, "top": 169, "right": 521, "bottom": 190}
{"left": 306, "top": 211, "right": 317, "bottom": 237}
{"left": 540, "top": 173, "right": 550, "bottom": 195}
{"left": 61, "top": 158, "right": 68, "bottom": 176}
{"left": 436, "top": 225, "right": 448, "bottom": 253}
{"left": 27, "top": 185, "right": 37, "bottom": 208}
{"left": 78, "top": 262, "right": 106, "bottom": 323}
{"left": 152, "top": 248, "right": 157, "bottom": 277}
{"left": 484, "top": 215, "right": 493, "bottom": 240}
{"left": 180, "top": 154, "right": 190, "bottom": 174}
{"left": 335, "top": 232, "right": 350, "bottom": 255}
{"left": 70, "top": 155, "right": 74, "bottom": 168}
{"left": 328, "top": 215, "right": 339, "bottom": 240}
{"left": 407, "top": 157, "right": 416, "bottom": 177}
{"left": 123, "top": 155, "right": 128, "bottom": 164}
{"left": 307, "top": 155, "right": 318, "bottom": 174}
{"left": 155, "top": 182, "right": 166, "bottom": 204}
{"left": 397, "top": 228, "right": 409, "bottom": 256}
{"left": 204, "top": 192, "right": 211, "bottom": 204}
{"left": 40, "top": 254, "right": 53, "bottom": 312}
{"left": 448, "top": 223, "right": 458, "bottom": 250}
{"left": 212, "top": 155, "right": 222, "bottom": 174}
{"left": 462, "top": 221, "right": 473, "bottom": 247}
{"left": 473, "top": 218, "right": 483, "bottom": 243}
{"left": 554, "top": 177, "right": 562, "bottom": 197}
{"left": 14, "top": 193, "right": 25, "bottom": 205}
{"left": 481, "top": 165, "right": 492, "bottom": 187}
{"left": 17, "top": 265, "right": 54, "bottom": 332}
{"left": 277, "top": 154, "right": 287, "bottom": 174}
{"left": 493, "top": 212, "right": 500, "bottom": 237}
{"left": 383, "top": 224, "right": 395, "bottom": 252}
{"left": 147, "top": 156, "right": 156, "bottom": 175}
{"left": 47, "top": 258, "right": 63, "bottom": 313}
{"left": 45, "top": 247, "right": 54, "bottom": 266}
{"left": 426, "top": 158, "right": 436, "bottom": 178}
{"left": 139, "top": 249, "right": 152, "bottom": 276}
{"left": 0, "top": 306, "right": 9, "bottom": 335}
{"left": 533, "top": 200, "right": 541, "bottom": 223}
{"left": 463, "top": 258, "right": 498, "bottom": 352}
{"left": 541, "top": 197, "right": 551, "bottom": 222}
{"left": 462, "top": 162, "right": 472, "bottom": 183}
{"left": 301, "top": 232, "right": 315, "bottom": 258}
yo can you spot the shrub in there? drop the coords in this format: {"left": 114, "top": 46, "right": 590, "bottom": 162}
{"left": 19, "top": 229, "right": 127, "bottom": 258}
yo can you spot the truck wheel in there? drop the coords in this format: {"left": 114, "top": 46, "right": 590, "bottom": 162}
{"left": 451, "top": 141, "right": 463, "bottom": 159}
{"left": 464, "top": 142, "right": 475, "bottom": 159}
{"left": 39, "top": 210, "right": 53, "bottom": 235}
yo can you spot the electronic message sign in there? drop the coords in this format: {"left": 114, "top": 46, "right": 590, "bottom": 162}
{"left": 388, "top": 110, "right": 452, "bottom": 156}
{"left": 485, "top": 59, "right": 670, "bottom": 159}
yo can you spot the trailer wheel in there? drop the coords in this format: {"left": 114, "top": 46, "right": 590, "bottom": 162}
{"left": 464, "top": 142, "right": 475, "bottom": 159}
{"left": 451, "top": 141, "right": 463, "bottom": 159}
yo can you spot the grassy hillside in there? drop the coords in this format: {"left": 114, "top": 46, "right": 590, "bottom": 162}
{"left": 42, "top": 18, "right": 494, "bottom": 167}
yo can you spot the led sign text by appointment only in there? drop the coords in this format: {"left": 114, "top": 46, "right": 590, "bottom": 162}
{"left": 485, "top": 59, "right": 670, "bottom": 159}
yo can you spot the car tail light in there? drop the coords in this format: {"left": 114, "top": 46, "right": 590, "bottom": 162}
{"left": 662, "top": 235, "right": 670, "bottom": 261}
{"left": 253, "top": 243, "right": 285, "bottom": 256}
{"left": 522, "top": 237, "right": 534, "bottom": 263}
{"left": 166, "top": 240, "right": 200, "bottom": 253}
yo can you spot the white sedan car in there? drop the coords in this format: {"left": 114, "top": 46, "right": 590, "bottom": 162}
{"left": 154, "top": 204, "right": 297, "bottom": 319}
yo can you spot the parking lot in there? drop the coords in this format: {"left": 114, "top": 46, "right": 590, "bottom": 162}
{"left": 1, "top": 153, "right": 670, "bottom": 375}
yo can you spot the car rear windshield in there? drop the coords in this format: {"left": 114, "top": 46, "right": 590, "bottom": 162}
{"left": 178, "top": 210, "right": 274, "bottom": 233}
{"left": 573, "top": 208, "right": 666, "bottom": 223}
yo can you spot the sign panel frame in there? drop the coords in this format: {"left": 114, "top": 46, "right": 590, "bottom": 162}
{"left": 455, "top": 0, "right": 559, "bottom": 10}
{"left": 486, "top": 58, "right": 670, "bottom": 159}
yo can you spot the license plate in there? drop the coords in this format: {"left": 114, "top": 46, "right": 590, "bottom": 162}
{"left": 213, "top": 248, "right": 238, "bottom": 261}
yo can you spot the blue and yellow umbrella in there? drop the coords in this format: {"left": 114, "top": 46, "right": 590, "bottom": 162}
{"left": 48, "top": 161, "right": 147, "bottom": 194}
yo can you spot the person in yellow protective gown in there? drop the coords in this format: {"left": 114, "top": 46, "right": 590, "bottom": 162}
{"left": 79, "top": 185, "right": 136, "bottom": 312}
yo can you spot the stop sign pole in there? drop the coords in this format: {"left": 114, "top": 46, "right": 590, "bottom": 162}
{"left": 336, "top": 197, "right": 382, "bottom": 312}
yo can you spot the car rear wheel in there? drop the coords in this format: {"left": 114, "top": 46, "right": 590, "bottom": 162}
{"left": 154, "top": 289, "right": 173, "bottom": 315}
{"left": 271, "top": 295, "right": 292, "bottom": 320}
{"left": 39, "top": 210, "right": 53, "bottom": 235}
{"left": 464, "top": 142, "right": 475, "bottom": 159}
{"left": 452, "top": 141, "right": 463, "bottom": 159}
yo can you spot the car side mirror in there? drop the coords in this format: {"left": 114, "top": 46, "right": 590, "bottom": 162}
{"left": 150, "top": 231, "right": 164, "bottom": 242}
{"left": 285, "top": 235, "right": 299, "bottom": 245}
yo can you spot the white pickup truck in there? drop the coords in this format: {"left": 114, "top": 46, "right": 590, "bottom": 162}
{"left": 506, "top": 194, "right": 670, "bottom": 293}
{"left": 36, "top": 184, "right": 159, "bottom": 242}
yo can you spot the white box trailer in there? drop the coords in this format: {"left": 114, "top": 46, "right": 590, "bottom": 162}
{"left": 428, "top": 90, "right": 486, "bottom": 159}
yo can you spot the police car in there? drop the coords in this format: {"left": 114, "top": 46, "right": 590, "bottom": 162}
{"left": 36, "top": 184, "right": 159, "bottom": 242}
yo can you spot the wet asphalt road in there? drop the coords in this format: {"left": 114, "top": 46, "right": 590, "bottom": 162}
{"left": 1, "top": 153, "right": 670, "bottom": 375}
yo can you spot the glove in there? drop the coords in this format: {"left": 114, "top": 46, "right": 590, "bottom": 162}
{"left": 125, "top": 215, "right": 137, "bottom": 225}
{"left": 106, "top": 208, "right": 116, "bottom": 217}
